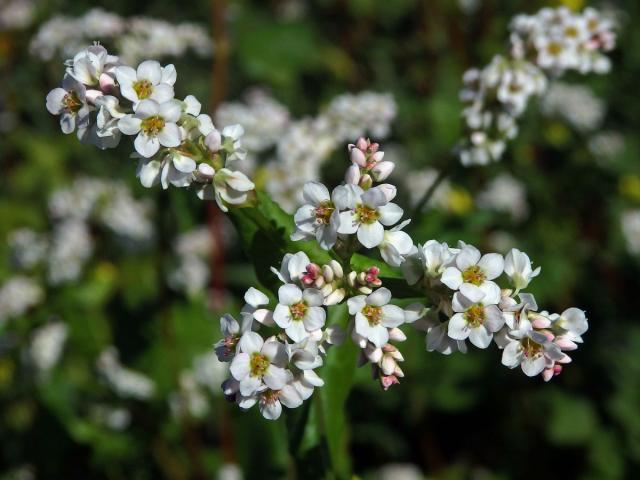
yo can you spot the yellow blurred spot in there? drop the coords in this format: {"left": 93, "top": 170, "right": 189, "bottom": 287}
{"left": 553, "top": 0, "right": 584, "bottom": 11}
{"left": 544, "top": 122, "right": 571, "bottom": 147}
{"left": 95, "top": 262, "right": 118, "bottom": 282}
{"left": 619, "top": 175, "right": 640, "bottom": 202}
{"left": 447, "top": 187, "right": 473, "bottom": 215}
{"left": 0, "top": 358, "right": 15, "bottom": 390}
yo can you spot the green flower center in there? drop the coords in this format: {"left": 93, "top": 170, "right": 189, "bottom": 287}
{"left": 133, "top": 79, "right": 153, "bottom": 100}
{"left": 290, "top": 301, "right": 308, "bottom": 321}
{"left": 462, "top": 265, "right": 485, "bottom": 286}
{"left": 464, "top": 304, "right": 485, "bottom": 327}
{"left": 355, "top": 204, "right": 379, "bottom": 225}
{"left": 362, "top": 305, "right": 383, "bottom": 326}
{"left": 141, "top": 115, "right": 165, "bottom": 136}
{"left": 250, "top": 352, "right": 269, "bottom": 377}
{"left": 62, "top": 92, "right": 82, "bottom": 113}
{"left": 314, "top": 201, "right": 335, "bottom": 225}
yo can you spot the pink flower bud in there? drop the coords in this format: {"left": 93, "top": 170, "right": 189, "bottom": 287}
{"left": 99, "top": 73, "right": 117, "bottom": 93}
{"left": 553, "top": 364, "right": 563, "bottom": 375}
{"left": 531, "top": 316, "right": 551, "bottom": 329}
{"left": 356, "top": 137, "right": 368, "bottom": 151}
{"left": 371, "top": 160, "right": 394, "bottom": 181}
{"left": 380, "top": 374, "right": 400, "bottom": 391}
{"left": 371, "top": 151, "right": 385, "bottom": 163}
{"left": 555, "top": 338, "right": 577, "bottom": 351}
{"left": 350, "top": 147, "right": 367, "bottom": 167}
{"left": 381, "top": 355, "right": 397, "bottom": 376}
{"left": 345, "top": 164, "right": 361, "bottom": 185}
{"left": 542, "top": 367, "right": 554, "bottom": 382}
{"left": 197, "top": 163, "right": 215, "bottom": 179}
{"left": 388, "top": 327, "right": 407, "bottom": 342}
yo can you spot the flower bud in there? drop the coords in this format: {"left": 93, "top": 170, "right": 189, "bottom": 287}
{"left": 388, "top": 327, "right": 407, "bottom": 342}
{"left": 205, "top": 130, "right": 222, "bottom": 152}
{"left": 85, "top": 89, "right": 104, "bottom": 104}
{"left": 555, "top": 338, "right": 577, "bottom": 351}
{"left": 381, "top": 355, "right": 397, "bottom": 376}
{"left": 350, "top": 147, "right": 367, "bottom": 167}
{"left": 380, "top": 374, "right": 400, "bottom": 391}
{"left": 376, "top": 183, "right": 397, "bottom": 202}
{"left": 320, "top": 284, "right": 333, "bottom": 297}
{"left": 357, "top": 286, "right": 373, "bottom": 295}
{"left": 197, "top": 163, "right": 215, "bottom": 180}
{"left": 356, "top": 137, "right": 368, "bottom": 151}
{"left": 322, "top": 264, "right": 334, "bottom": 282}
{"left": 324, "top": 288, "right": 345, "bottom": 306}
{"left": 345, "top": 164, "right": 361, "bottom": 185}
{"left": 371, "top": 161, "right": 394, "bottom": 181}
{"left": 358, "top": 174, "right": 373, "bottom": 190}
{"left": 329, "top": 260, "right": 343, "bottom": 279}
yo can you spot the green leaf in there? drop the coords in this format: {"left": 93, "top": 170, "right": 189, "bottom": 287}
{"left": 350, "top": 253, "right": 404, "bottom": 279}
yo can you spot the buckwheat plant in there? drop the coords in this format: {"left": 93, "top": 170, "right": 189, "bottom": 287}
{"left": 45, "top": 6, "right": 612, "bottom": 425}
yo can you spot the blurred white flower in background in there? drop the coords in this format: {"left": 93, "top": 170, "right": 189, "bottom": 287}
{"left": 0, "top": 277, "right": 43, "bottom": 327}
{"left": 0, "top": 0, "right": 34, "bottom": 31}
{"left": 97, "top": 347, "right": 156, "bottom": 400}
{"left": 476, "top": 173, "right": 529, "bottom": 221}
{"left": 621, "top": 210, "right": 640, "bottom": 255}
{"left": 29, "top": 322, "right": 68, "bottom": 375}
{"left": 541, "top": 82, "right": 605, "bottom": 132}
{"left": 30, "top": 8, "right": 211, "bottom": 63}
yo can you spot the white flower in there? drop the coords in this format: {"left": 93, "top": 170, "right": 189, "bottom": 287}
{"left": 196, "top": 168, "right": 255, "bottom": 212}
{"left": 118, "top": 99, "right": 182, "bottom": 158}
{"left": 500, "top": 292, "right": 537, "bottom": 338}
{"left": 504, "top": 248, "right": 540, "bottom": 291}
{"left": 214, "top": 314, "right": 241, "bottom": 362}
{"left": 93, "top": 95, "right": 125, "bottom": 149}
{"left": 336, "top": 185, "right": 404, "bottom": 249}
{"left": 448, "top": 286, "right": 504, "bottom": 348}
{"left": 229, "top": 332, "right": 290, "bottom": 396}
{"left": 115, "top": 60, "right": 175, "bottom": 104}
{"left": 552, "top": 307, "right": 588, "bottom": 343}
{"left": 291, "top": 182, "right": 341, "bottom": 250}
{"left": 240, "top": 287, "right": 274, "bottom": 329}
{"left": 66, "top": 44, "right": 118, "bottom": 87}
{"left": 441, "top": 244, "right": 504, "bottom": 302}
{"left": 501, "top": 330, "right": 566, "bottom": 377}
{"left": 402, "top": 240, "right": 458, "bottom": 285}
{"left": 378, "top": 220, "right": 413, "bottom": 267}
{"left": 273, "top": 284, "right": 326, "bottom": 342}
{"left": 46, "top": 74, "right": 91, "bottom": 135}
{"left": 271, "top": 251, "right": 311, "bottom": 285}
{"left": 348, "top": 287, "right": 405, "bottom": 348}
{"left": 221, "top": 124, "right": 247, "bottom": 163}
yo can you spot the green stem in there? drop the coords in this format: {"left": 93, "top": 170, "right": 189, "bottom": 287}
{"left": 411, "top": 165, "right": 451, "bottom": 219}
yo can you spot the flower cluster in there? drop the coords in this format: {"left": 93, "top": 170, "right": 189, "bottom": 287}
{"left": 46, "top": 44, "right": 254, "bottom": 212}
{"left": 404, "top": 243, "right": 586, "bottom": 380}
{"left": 31, "top": 8, "right": 211, "bottom": 63}
{"left": 458, "top": 7, "right": 615, "bottom": 166}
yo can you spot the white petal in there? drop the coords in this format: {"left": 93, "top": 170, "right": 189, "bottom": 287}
{"left": 273, "top": 304, "right": 293, "bottom": 329}
{"left": 245, "top": 287, "right": 269, "bottom": 307}
{"left": 137, "top": 60, "right": 162, "bottom": 84}
{"left": 357, "top": 221, "right": 385, "bottom": 248}
{"left": 367, "top": 287, "right": 391, "bottom": 306}
{"left": 456, "top": 245, "right": 481, "bottom": 270}
{"left": 469, "top": 326, "right": 492, "bottom": 348}
{"left": 259, "top": 398, "right": 282, "bottom": 420}
{"left": 302, "top": 288, "right": 324, "bottom": 307}
{"left": 337, "top": 211, "right": 359, "bottom": 234}
{"left": 159, "top": 99, "right": 182, "bottom": 123}
{"left": 278, "top": 284, "right": 302, "bottom": 305}
{"left": 502, "top": 341, "right": 522, "bottom": 368}
{"left": 459, "top": 283, "right": 485, "bottom": 303}
{"left": 368, "top": 324, "right": 389, "bottom": 348}
{"left": 447, "top": 313, "right": 470, "bottom": 340}
{"left": 361, "top": 187, "right": 387, "bottom": 208}
{"left": 303, "top": 182, "right": 330, "bottom": 205}
{"left": 161, "top": 64, "right": 177, "bottom": 85}
{"left": 238, "top": 331, "right": 264, "bottom": 354}
{"left": 522, "top": 355, "right": 546, "bottom": 377}
{"left": 137, "top": 159, "right": 162, "bottom": 187}
{"left": 239, "top": 376, "right": 262, "bottom": 396}
{"left": 483, "top": 305, "right": 505, "bottom": 331}
{"left": 441, "top": 267, "right": 463, "bottom": 290}
{"left": 478, "top": 253, "right": 504, "bottom": 280}
{"left": 135, "top": 99, "right": 159, "bottom": 118}
{"left": 347, "top": 296, "right": 366, "bottom": 315}
{"left": 286, "top": 321, "right": 309, "bottom": 343}
{"left": 134, "top": 134, "right": 160, "bottom": 158}
{"left": 377, "top": 203, "right": 404, "bottom": 226}
{"left": 118, "top": 116, "right": 142, "bottom": 135}
{"left": 158, "top": 123, "right": 181, "bottom": 148}
{"left": 151, "top": 83, "right": 175, "bottom": 104}
{"left": 332, "top": 184, "right": 361, "bottom": 210}
{"left": 381, "top": 304, "right": 405, "bottom": 327}
{"left": 304, "top": 307, "right": 326, "bottom": 331}
{"left": 229, "top": 353, "right": 250, "bottom": 380}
